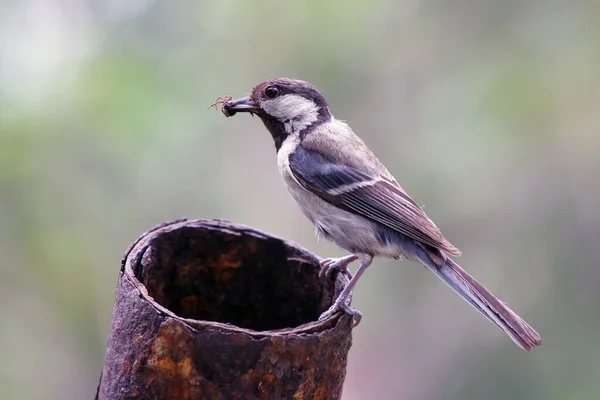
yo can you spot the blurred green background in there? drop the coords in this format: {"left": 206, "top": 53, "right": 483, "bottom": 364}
{"left": 1, "top": 1, "right": 599, "bottom": 399}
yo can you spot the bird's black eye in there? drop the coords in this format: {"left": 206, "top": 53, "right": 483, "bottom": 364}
{"left": 265, "top": 86, "right": 279, "bottom": 98}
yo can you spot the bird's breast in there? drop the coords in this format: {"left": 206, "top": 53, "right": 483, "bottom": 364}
{"left": 276, "top": 138, "right": 403, "bottom": 258}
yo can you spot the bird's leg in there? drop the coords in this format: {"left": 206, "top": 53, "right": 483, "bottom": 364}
{"left": 319, "top": 254, "right": 358, "bottom": 280}
{"left": 319, "top": 255, "right": 373, "bottom": 327}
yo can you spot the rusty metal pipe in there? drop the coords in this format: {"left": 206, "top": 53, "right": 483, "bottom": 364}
{"left": 96, "top": 219, "right": 353, "bottom": 400}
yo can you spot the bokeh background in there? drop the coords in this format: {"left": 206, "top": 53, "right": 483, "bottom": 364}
{"left": 1, "top": 1, "right": 599, "bottom": 399}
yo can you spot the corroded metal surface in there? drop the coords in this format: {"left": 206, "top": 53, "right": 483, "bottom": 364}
{"left": 97, "top": 219, "right": 353, "bottom": 400}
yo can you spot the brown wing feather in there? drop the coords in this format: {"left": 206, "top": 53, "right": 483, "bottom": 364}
{"left": 288, "top": 145, "right": 461, "bottom": 256}
{"left": 333, "top": 176, "right": 462, "bottom": 256}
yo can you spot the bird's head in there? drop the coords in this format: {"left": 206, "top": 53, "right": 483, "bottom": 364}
{"left": 223, "top": 78, "right": 331, "bottom": 149}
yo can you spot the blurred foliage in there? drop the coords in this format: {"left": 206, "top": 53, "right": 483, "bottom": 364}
{"left": 1, "top": 0, "right": 600, "bottom": 399}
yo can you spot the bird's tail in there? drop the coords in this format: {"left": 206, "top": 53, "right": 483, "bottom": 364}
{"left": 427, "top": 258, "right": 541, "bottom": 351}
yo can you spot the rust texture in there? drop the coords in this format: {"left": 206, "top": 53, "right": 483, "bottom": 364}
{"left": 96, "top": 219, "right": 353, "bottom": 400}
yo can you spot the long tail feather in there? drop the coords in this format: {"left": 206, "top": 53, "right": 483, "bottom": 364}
{"left": 428, "top": 258, "right": 541, "bottom": 351}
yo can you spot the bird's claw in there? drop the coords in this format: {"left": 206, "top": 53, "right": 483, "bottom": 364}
{"left": 318, "top": 255, "right": 357, "bottom": 280}
{"left": 318, "top": 302, "right": 362, "bottom": 328}
{"left": 318, "top": 254, "right": 362, "bottom": 327}
{"left": 343, "top": 305, "right": 362, "bottom": 327}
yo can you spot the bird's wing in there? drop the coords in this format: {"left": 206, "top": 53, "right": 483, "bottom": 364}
{"left": 288, "top": 145, "right": 461, "bottom": 256}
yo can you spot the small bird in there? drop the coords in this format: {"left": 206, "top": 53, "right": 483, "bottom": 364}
{"left": 220, "top": 78, "right": 541, "bottom": 351}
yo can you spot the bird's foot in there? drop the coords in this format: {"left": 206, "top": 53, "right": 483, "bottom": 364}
{"left": 318, "top": 301, "right": 362, "bottom": 328}
{"left": 344, "top": 305, "right": 363, "bottom": 327}
{"left": 319, "top": 254, "right": 358, "bottom": 280}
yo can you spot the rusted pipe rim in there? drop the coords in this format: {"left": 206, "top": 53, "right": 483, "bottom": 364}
{"left": 121, "top": 218, "right": 352, "bottom": 337}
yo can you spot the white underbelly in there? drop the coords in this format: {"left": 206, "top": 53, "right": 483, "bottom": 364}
{"left": 276, "top": 134, "right": 403, "bottom": 258}
{"left": 283, "top": 171, "right": 402, "bottom": 258}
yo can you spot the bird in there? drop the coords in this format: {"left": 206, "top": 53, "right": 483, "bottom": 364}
{"left": 218, "top": 77, "right": 541, "bottom": 351}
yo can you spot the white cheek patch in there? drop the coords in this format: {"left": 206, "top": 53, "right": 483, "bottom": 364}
{"left": 261, "top": 94, "right": 320, "bottom": 134}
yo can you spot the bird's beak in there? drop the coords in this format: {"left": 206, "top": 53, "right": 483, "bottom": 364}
{"left": 223, "top": 96, "right": 260, "bottom": 117}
